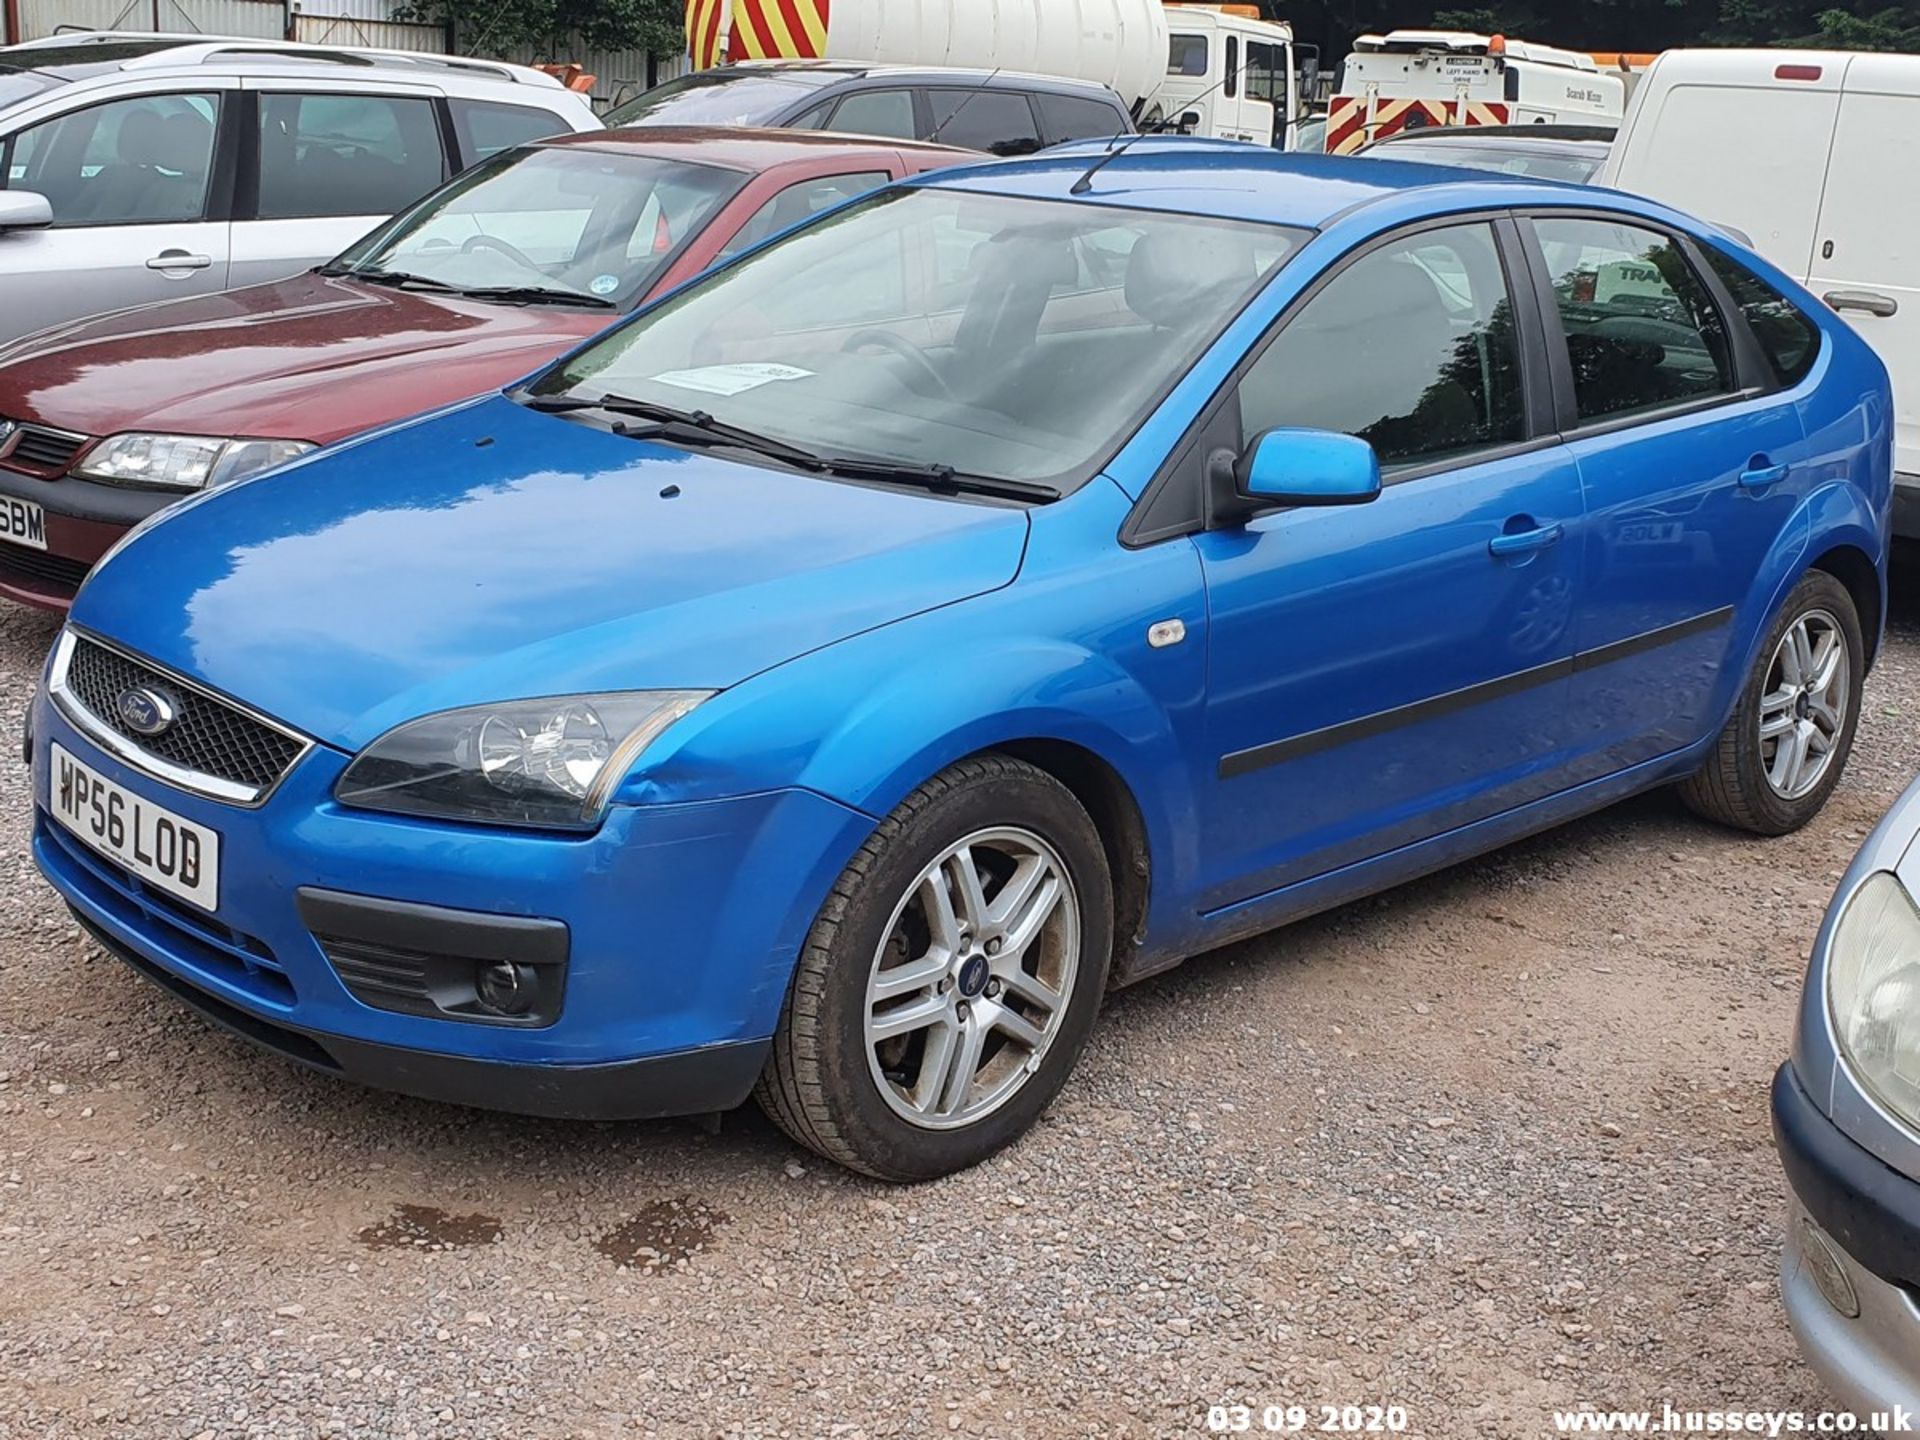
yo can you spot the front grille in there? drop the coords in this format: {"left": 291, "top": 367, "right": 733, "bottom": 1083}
{"left": 62, "top": 636, "right": 306, "bottom": 795}
{"left": 3, "top": 421, "right": 88, "bottom": 474}
{"left": 0, "top": 546, "right": 90, "bottom": 597}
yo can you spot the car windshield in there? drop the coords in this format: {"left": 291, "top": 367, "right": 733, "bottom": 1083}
{"left": 330, "top": 145, "right": 747, "bottom": 310}
{"left": 529, "top": 188, "right": 1306, "bottom": 487}
{"left": 1367, "top": 140, "right": 1604, "bottom": 184}
{"left": 604, "top": 70, "right": 833, "bottom": 128}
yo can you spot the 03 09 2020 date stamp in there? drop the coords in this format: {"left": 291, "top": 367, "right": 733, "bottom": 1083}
{"left": 1204, "top": 1403, "right": 1414, "bottom": 1433}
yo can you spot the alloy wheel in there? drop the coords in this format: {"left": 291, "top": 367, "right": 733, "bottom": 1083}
{"left": 1759, "top": 608, "right": 1849, "bottom": 801}
{"left": 863, "top": 826, "right": 1081, "bottom": 1130}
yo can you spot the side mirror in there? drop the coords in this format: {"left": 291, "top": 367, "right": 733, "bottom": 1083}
{"left": 0, "top": 191, "right": 53, "bottom": 233}
{"left": 1230, "top": 428, "right": 1381, "bottom": 520}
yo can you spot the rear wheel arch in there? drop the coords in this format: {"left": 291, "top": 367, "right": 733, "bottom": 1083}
{"left": 1810, "top": 542, "right": 1883, "bottom": 670}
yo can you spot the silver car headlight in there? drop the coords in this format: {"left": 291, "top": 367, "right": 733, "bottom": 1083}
{"left": 335, "top": 692, "right": 712, "bottom": 832}
{"left": 1828, "top": 870, "right": 1920, "bottom": 1132}
{"left": 76, "top": 434, "right": 315, "bottom": 491}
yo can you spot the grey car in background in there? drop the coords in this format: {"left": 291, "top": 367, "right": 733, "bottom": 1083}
{"left": 1776, "top": 772, "right": 1920, "bottom": 1418}
{"left": 0, "top": 32, "right": 599, "bottom": 344}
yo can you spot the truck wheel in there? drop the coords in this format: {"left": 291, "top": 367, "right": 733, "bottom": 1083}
{"left": 755, "top": 755, "right": 1112, "bottom": 1182}
{"left": 1680, "top": 571, "right": 1863, "bottom": 836}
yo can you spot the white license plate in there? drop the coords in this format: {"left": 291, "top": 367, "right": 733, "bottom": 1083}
{"left": 50, "top": 743, "right": 220, "bottom": 911}
{"left": 0, "top": 495, "right": 46, "bottom": 551}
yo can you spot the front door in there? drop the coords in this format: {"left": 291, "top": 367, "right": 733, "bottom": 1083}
{"left": 1524, "top": 214, "right": 1813, "bottom": 780}
{"left": 1806, "top": 63, "right": 1920, "bottom": 484}
{"left": 1191, "top": 218, "right": 1585, "bottom": 909}
{"left": 0, "top": 89, "right": 232, "bottom": 344}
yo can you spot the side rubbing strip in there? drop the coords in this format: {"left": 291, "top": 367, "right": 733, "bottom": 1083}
{"left": 1217, "top": 606, "right": 1735, "bottom": 780}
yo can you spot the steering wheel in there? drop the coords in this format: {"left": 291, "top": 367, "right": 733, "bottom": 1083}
{"left": 841, "top": 328, "right": 953, "bottom": 401}
{"left": 460, "top": 233, "right": 543, "bottom": 273}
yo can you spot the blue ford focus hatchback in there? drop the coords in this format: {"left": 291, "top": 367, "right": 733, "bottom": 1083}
{"left": 31, "top": 140, "right": 1892, "bottom": 1180}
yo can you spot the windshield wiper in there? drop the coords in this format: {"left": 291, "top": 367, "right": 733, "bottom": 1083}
{"left": 350, "top": 268, "right": 461, "bottom": 293}
{"left": 456, "top": 285, "right": 613, "bottom": 310}
{"left": 522, "top": 391, "right": 1058, "bottom": 502}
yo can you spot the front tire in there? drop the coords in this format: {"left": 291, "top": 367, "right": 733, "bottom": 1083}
{"left": 755, "top": 755, "right": 1113, "bottom": 1182}
{"left": 1679, "top": 571, "right": 1864, "bottom": 835}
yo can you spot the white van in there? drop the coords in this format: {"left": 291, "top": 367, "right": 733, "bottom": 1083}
{"left": 1599, "top": 49, "right": 1920, "bottom": 533}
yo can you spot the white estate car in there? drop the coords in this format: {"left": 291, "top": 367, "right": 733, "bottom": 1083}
{"left": 0, "top": 32, "right": 600, "bottom": 343}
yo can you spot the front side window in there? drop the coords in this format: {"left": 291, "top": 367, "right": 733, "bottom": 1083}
{"left": 1534, "top": 216, "right": 1732, "bottom": 423}
{"left": 333, "top": 146, "right": 743, "bottom": 310}
{"left": 716, "top": 171, "right": 891, "bottom": 262}
{"left": 823, "top": 89, "right": 917, "bottom": 141}
{"left": 924, "top": 89, "right": 1041, "bottom": 156}
{"left": 450, "top": 99, "right": 571, "bottom": 166}
{"left": 1699, "top": 244, "right": 1821, "bottom": 389}
{"left": 4, "top": 92, "right": 218, "bottom": 226}
{"left": 1245, "top": 41, "right": 1287, "bottom": 104}
{"left": 534, "top": 189, "right": 1304, "bottom": 486}
{"left": 1237, "top": 221, "right": 1526, "bottom": 469}
{"left": 257, "top": 92, "right": 444, "bottom": 220}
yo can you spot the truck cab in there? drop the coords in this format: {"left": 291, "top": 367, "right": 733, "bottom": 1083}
{"left": 1156, "top": 3, "right": 1311, "bottom": 150}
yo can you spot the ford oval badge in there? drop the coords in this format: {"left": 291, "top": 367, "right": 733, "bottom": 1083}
{"left": 117, "top": 686, "right": 178, "bottom": 738}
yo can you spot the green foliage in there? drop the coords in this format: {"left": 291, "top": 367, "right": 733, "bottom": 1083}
{"left": 395, "top": 0, "right": 684, "bottom": 57}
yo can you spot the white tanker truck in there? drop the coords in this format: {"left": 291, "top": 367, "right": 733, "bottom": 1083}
{"left": 682, "top": 0, "right": 1319, "bottom": 150}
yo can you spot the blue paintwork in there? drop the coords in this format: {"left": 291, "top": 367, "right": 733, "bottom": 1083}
{"left": 1242, "top": 428, "right": 1381, "bottom": 506}
{"left": 35, "top": 141, "right": 1895, "bottom": 1100}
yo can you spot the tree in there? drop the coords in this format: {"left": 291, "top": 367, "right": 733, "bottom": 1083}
{"left": 395, "top": 0, "right": 685, "bottom": 58}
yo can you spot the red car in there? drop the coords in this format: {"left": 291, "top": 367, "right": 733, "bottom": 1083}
{"left": 0, "top": 127, "right": 965, "bottom": 609}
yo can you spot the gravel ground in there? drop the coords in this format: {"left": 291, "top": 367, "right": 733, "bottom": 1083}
{"left": 4, "top": 558, "right": 1920, "bottom": 1440}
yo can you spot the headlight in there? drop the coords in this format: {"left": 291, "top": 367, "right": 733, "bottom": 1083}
{"left": 1828, "top": 870, "right": 1920, "bottom": 1132}
{"left": 335, "top": 692, "right": 712, "bottom": 831}
{"left": 76, "top": 434, "right": 315, "bottom": 491}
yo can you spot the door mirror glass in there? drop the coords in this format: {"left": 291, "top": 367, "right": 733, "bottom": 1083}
{"left": 0, "top": 190, "right": 53, "bottom": 231}
{"left": 1238, "top": 428, "right": 1381, "bottom": 508}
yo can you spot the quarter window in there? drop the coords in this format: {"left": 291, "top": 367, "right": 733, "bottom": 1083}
{"left": 450, "top": 100, "right": 571, "bottom": 166}
{"left": 1237, "top": 221, "right": 1526, "bottom": 469}
{"left": 256, "top": 92, "right": 445, "bottom": 220}
{"left": 1534, "top": 217, "right": 1733, "bottom": 423}
{"left": 1699, "top": 244, "right": 1822, "bottom": 389}
{"left": 4, "top": 93, "right": 219, "bottom": 226}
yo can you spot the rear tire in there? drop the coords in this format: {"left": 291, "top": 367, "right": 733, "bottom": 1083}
{"left": 755, "top": 755, "right": 1112, "bottom": 1182}
{"left": 1679, "top": 571, "right": 1863, "bottom": 835}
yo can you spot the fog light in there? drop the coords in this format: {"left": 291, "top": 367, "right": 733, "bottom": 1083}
{"left": 475, "top": 961, "right": 537, "bottom": 1017}
{"left": 1799, "top": 1216, "right": 1862, "bottom": 1319}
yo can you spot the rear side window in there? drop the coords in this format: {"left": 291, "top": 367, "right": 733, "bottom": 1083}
{"left": 1533, "top": 217, "right": 1733, "bottom": 424}
{"left": 256, "top": 92, "right": 445, "bottom": 220}
{"left": 1700, "top": 245, "right": 1822, "bottom": 389}
{"left": 450, "top": 100, "right": 571, "bottom": 166}
{"left": 925, "top": 89, "right": 1042, "bottom": 156}
{"left": 823, "top": 89, "right": 917, "bottom": 142}
{"left": 4, "top": 93, "right": 219, "bottom": 227}
{"left": 1169, "top": 35, "right": 1208, "bottom": 77}
{"left": 1036, "top": 92, "right": 1128, "bottom": 144}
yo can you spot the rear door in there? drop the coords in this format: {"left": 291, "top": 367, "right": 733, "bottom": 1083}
{"left": 1806, "top": 56, "right": 1920, "bottom": 484}
{"left": 1523, "top": 211, "right": 1813, "bottom": 782}
{"left": 0, "top": 84, "right": 236, "bottom": 343}
{"left": 232, "top": 80, "right": 450, "bottom": 288}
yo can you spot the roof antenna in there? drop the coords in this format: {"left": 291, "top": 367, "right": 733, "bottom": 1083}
{"left": 927, "top": 67, "right": 1005, "bottom": 147}
{"left": 1071, "top": 41, "right": 1258, "bottom": 195}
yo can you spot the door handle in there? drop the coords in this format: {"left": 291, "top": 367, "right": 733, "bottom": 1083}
{"left": 1824, "top": 289, "right": 1898, "bottom": 318}
{"left": 1739, "top": 461, "right": 1791, "bottom": 490}
{"left": 1488, "top": 522, "right": 1564, "bottom": 559}
{"left": 146, "top": 250, "right": 212, "bottom": 272}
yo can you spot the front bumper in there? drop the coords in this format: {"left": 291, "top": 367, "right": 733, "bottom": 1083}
{"left": 1774, "top": 1062, "right": 1920, "bottom": 1414}
{"left": 30, "top": 690, "right": 875, "bottom": 1120}
{"left": 0, "top": 463, "right": 168, "bottom": 610}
